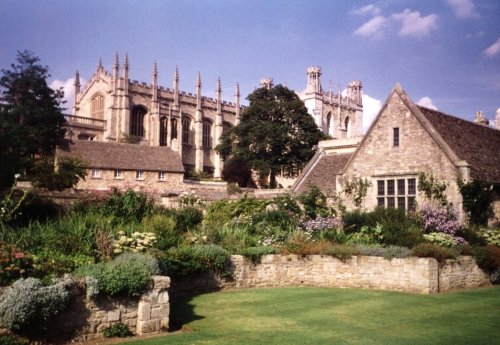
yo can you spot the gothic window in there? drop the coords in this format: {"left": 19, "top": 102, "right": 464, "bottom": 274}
{"left": 159, "top": 116, "right": 167, "bottom": 146}
{"left": 171, "top": 118, "right": 178, "bottom": 140}
{"left": 182, "top": 117, "right": 190, "bottom": 144}
{"left": 203, "top": 121, "right": 212, "bottom": 148}
{"left": 326, "top": 113, "right": 332, "bottom": 135}
{"left": 377, "top": 177, "right": 416, "bottom": 211}
{"left": 91, "top": 94, "right": 104, "bottom": 119}
{"left": 130, "top": 106, "right": 147, "bottom": 137}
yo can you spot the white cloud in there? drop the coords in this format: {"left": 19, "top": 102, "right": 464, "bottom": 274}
{"left": 417, "top": 96, "right": 438, "bottom": 110}
{"left": 446, "top": 0, "right": 479, "bottom": 18}
{"left": 49, "top": 77, "right": 84, "bottom": 113}
{"left": 362, "top": 94, "right": 382, "bottom": 132}
{"left": 352, "top": 4, "right": 381, "bottom": 16}
{"left": 354, "top": 16, "right": 387, "bottom": 37}
{"left": 392, "top": 9, "right": 438, "bottom": 37}
{"left": 483, "top": 38, "right": 500, "bottom": 58}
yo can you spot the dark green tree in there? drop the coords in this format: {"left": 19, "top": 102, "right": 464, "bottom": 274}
{"left": 0, "top": 50, "right": 66, "bottom": 189}
{"left": 216, "top": 85, "right": 325, "bottom": 188}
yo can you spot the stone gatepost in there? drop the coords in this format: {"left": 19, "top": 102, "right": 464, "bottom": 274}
{"left": 137, "top": 276, "right": 170, "bottom": 334}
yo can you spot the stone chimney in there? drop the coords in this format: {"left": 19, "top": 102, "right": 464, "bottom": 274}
{"left": 474, "top": 111, "right": 489, "bottom": 126}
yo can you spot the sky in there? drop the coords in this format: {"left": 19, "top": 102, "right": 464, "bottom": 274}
{"left": 1, "top": 0, "right": 499, "bottom": 130}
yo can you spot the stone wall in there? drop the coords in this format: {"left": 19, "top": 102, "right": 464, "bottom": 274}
{"left": 170, "top": 255, "right": 491, "bottom": 297}
{"left": 48, "top": 276, "right": 170, "bottom": 342}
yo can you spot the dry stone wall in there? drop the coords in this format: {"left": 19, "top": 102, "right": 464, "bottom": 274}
{"left": 170, "top": 255, "right": 491, "bottom": 297}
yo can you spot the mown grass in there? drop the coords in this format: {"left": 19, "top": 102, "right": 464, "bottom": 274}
{"left": 125, "top": 286, "right": 500, "bottom": 345}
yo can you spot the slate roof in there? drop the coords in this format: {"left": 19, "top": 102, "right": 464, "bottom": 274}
{"left": 293, "top": 151, "right": 351, "bottom": 193}
{"left": 418, "top": 106, "right": 500, "bottom": 183}
{"left": 57, "top": 140, "right": 185, "bottom": 173}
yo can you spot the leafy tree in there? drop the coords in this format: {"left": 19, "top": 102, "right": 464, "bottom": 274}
{"left": 217, "top": 85, "right": 325, "bottom": 187}
{"left": 0, "top": 50, "right": 66, "bottom": 189}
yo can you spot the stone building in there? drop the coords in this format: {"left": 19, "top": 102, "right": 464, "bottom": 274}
{"left": 293, "top": 84, "right": 500, "bottom": 221}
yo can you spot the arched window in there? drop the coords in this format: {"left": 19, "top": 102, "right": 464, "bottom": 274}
{"left": 345, "top": 116, "right": 351, "bottom": 137}
{"left": 171, "top": 118, "right": 178, "bottom": 140}
{"left": 326, "top": 113, "right": 332, "bottom": 135}
{"left": 203, "top": 121, "right": 212, "bottom": 148}
{"left": 159, "top": 116, "right": 167, "bottom": 146}
{"left": 91, "top": 94, "right": 104, "bottom": 119}
{"left": 130, "top": 106, "right": 146, "bottom": 137}
{"left": 182, "top": 117, "right": 190, "bottom": 144}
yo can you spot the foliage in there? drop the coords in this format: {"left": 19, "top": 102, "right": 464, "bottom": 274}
{"left": 411, "top": 243, "right": 458, "bottom": 263}
{"left": 178, "top": 191, "right": 203, "bottom": 209}
{"left": 163, "top": 244, "right": 230, "bottom": 277}
{"left": 423, "top": 232, "right": 466, "bottom": 247}
{"left": 0, "top": 335, "right": 28, "bottom": 345}
{"left": 417, "top": 172, "right": 449, "bottom": 206}
{"left": 0, "top": 190, "right": 29, "bottom": 224}
{"left": 221, "top": 157, "right": 253, "bottom": 187}
{"left": 226, "top": 183, "right": 242, "bottom": 195}
{"left": 119, "top": 133, "right": 142, "bottom": 144}
{"left": 112, "top": 231, "right": 157, "bottom": 255}
{"left": 75, "top": 253, "right": 160, "bottom": 297}
{"left": 31, "top": 250, "right": 93, "bottom": 280}
{"left": 0, "top": 242, "right": 33, "bottom": 286}
{"left": 418, "top": 204, "right": 461, "bottom": 235}
{"left": 240, "top": 246, "right": 278, "bottom": 264}
{"left": 472, "top": 245, "right": 500, "bottom": 273}
{"left": 343, "top": 176, "right": 371, "bottom": 208}
{"left": 216, "top": 85, "right": 325, "bottom": 187}
{"left": 477, "top": 227, "right": 500, "bottom": 246}
{"left": 273, "top": 193, "right": 302, "bottom": 216}
{"left": 100, "top": 189, "right": 155, "bottom": 223}
{"left": 31, "top": 156, "right": 86, "bottom": 191}
{"left": 321, "top": 244, "right": 360, "bottom": 262}
{"left": 298, "top": 185, "right": 332, "bottom": 219}
{"left": 173, "top": 207, "right": 203, "bottom": 233}
{"left": 142, "top": 213, "right": 179, "bottom": 251}
{"left": 103, "top": 322, "right": 133, "bottom": 338}
{"left": 355, "top": 245, "right": 411, "bottom": 260}
{"left": 0, "top": 277, "right": 71, "bottom": 331}
{"left": 0, "top": 50, "right": 66, "bottom": 190}
{"left": 348, "top": 223, "right": 385, "bottom": 245}
{"left": 458, "top": 180, "right": 494, "bottom": 226}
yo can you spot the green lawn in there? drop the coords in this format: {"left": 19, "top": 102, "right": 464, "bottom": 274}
{"left": 128, "top": 287, "right": 500, "bottom": 345}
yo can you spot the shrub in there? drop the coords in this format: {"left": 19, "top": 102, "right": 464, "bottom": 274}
{"left": 178, "top": 191, "right": 203, "bottom": 209}
{"left": 273, "top": 194, "right": 302, "bottom": 216}
{"left": 214, "top": 223, "right": 257, "bottom": 253}
{"left": 0, "top": 242, "right": 33, "bottom": 286}
{"left": 348, "top": 223, "right": 384, "bottom": 245}
{"left": 100, "top": 189, "right": 155, "bottom": 223}
{"left": 478, "top": 228, "right": 500, "bottom": 246}
{"left": 355, "top": 244, "right": 411, "bottom": 260}
{"left": 76, "top": 253, "right": 160, "bottom": 297}
{"left": 253, "top": 210, "right": 299, "bottom": 232}
{"left": 0, "top": 277, "right": 71, "bottom": 331}
{"left": 0, "top": 335, "right": 28, "bottom": 345}
{"left": 418, "top": 204, "right": 461, "bottom": 236}
{"left": 411, "top": 243, "right": 458, "bottom": 263}
{"left": 103, "top": 322, "right": 133, "bottom": 338}
{"left": 472, "top": 245, "right": 500, "bottom": 273}
{"left": 423, "top": 232, "right": 466, "bottom": 247}
{"left": 163, "top": 244, "right": 230, "bottom": 277}
{"left": 112, "top": 231, "right": 157, "bottom": 255}
{"left": 298, "top": 185, "right": 332, "bottom": 219}
{"left": 174, "top": 207, "right": 203, "bottom": 233}
{"left": 142, "top": 213, "right": 179, "bottom": 250}
{"left": 458, "top": 180, "right": 494, "bottom": 226}
{"left": 221, "top": 157, "right": 253, "bottom": 187}
{"left": 32, "top": 251, "right": 94, "bottom": 280}
{"left": 240, "top": 246, "right": 278, "bottom": 264}
{"left": 321, "top": 244, "right": 360, "bottom": 262}
{"left": 227, "top": 183, "right": 242, "bottom": 195}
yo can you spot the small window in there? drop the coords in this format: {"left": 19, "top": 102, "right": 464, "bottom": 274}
{"left": 387, "top": 180, "right": 395, "bottom": 195}
{"left": 387, "top": 197, "right": 395, "bottom": 208}
{"left": 408, "top": 178, "right": 416, "bottom": 195}
{"left": 158, "top": 171, "right": 165, "bottom": 181}
{"left": 136, "top": 170, "right": 144, "bottom": 180}
{"left": 377, "top": 197, "right": 385, "bottom": 207}
{"left": 397, "top": 179, "right": 405, "bottom": 195}
{"left": 203, "top": 122, "right": 212, "bottom": 148}
{"left": 377, "top": 180, "right": 385, "bottom": 196}
{"left": 397, "top": 197, "right": 406, "bottom": 210}
{"left": 91, "top": 168, "right": 101, "bottom": 178}
{"left": 114, "top": 169, "right": 122, "bottom": 179}
{"left": 393, "top": 127, "right": 400, "bottom": 147}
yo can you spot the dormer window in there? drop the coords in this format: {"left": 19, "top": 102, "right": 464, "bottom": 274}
{"left": 393, "top": 127, "right": 400, "bottom": 147}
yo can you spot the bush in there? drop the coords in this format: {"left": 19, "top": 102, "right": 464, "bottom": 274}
{"left": 142, "top": 213, "right": 179, "bottom": 250}
{"left": 112, "top": 231, "right": 157, "bottom": 255}
{"left": 76, "top": 253, "right": 160, "bottom": 297}
{"left": 321, "top": 244, "right": 360, "bottom": 262}
{"left": 478, "top": 228, "right": 500, "bottom": 246}
{"left": 32, "top": 251, "right": 94, "bottom": 280}
{"left": 472, "top": 245, "right": 500, "bottom": 273}
{"left": 103, "top": 322, "right": 133, "bottom": 338}
{"left": 273, "top": 194, "right": 302, "bottom": 216}
{"left": 0, "top": 335, "right": 28, "bottom": 345}
{"left": 411, "top": 243, "right": 458, "bottom": 263}
{"left": 163, "top": 244, "right": 230, "bottom": 277}
{"left": 423, "top": 232, "right": 466, "bottom": 247}
{"left": 174, "top": 207, "right": 203, "bottom": 233}
{"left": 0, "top": 242, "right": 33, "bottom": 286}
{"left": 418, "top": 204, "right": 461, "bottom": 235}
{"left": 240, "top": 246, "right": 278, "bottom": 264}
{"left": 221, "top": 157, "right": 253, "bottom": 187}
{"left": 355, "top": 245, "right": 411, "bottom": 260}
{"left": 298, "top": 185, "right": 332, "bottom": 219}
{"left": 99, "top": 189, "right": 155, "bottom": 223}
{"left": 0, "top": 277, "right": 71, "bottom": 331}
{"left": 253, "top": 210, "right": 299, "bottom": 232}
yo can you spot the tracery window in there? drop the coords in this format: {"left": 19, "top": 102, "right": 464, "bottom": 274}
{"left": 182, "top": 118, "right": 190, "bottom": 144}
{"left": 159, "top": 116, "right": 167, "bottom": 146}
{"left": 130, "top": 106, "right": 146, "bottom": 137}
{"left": 326, "top": 113, "right": 332, "bottom": 135}
{"left": 203, "top": 121, "right": 212, "bottom": 148}
{"left": 91, "top": 94, "right": 104, "bottom": 119}
{"left": 171, "top": 118, "right": 178, "bottom": 140}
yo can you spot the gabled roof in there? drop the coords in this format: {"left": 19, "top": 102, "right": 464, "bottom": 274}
{"left": 291, "top": 149, "right": 351, "bottom": 194}
{"left": 418, "top": 106, "right": 500, "bottom": 183}
{"left": 57, "top": 140, "right": 184, "bottom": 173}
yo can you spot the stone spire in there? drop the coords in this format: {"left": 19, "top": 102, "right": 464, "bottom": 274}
{"left": 152, "top": 61, "right": 158, "bottom": 101}
{"left": 96, "top": 58, "right": 103, "bottom": 73}
{"left": 113, "top": 52, "right": 119, "bottom": 92}
{"left": 73, "top": 71, "right": 80, "bottom": 115}
{"left": 216, "top": 77, "right": 222, "bottom": 114}
{"left": 474, "top": 111, "right": 489, "bottom": 126}
{"left": 173, "top": 66, "right": 179, "bottom": 108}
{"left": 235, "top": 83, "right": 241, "bottom": 125}
{"left": 195, "top": 72, "right": 202, "bottom": 110}
{"left": 194, "top": 72, "right": 203, "bottom": 172}
{"left": 306, "top": 66, "right": 322, "bottom": 93}
{"left": 123, "top": 53, "right": 129, "bottom": 93}
{"left": 214, "top": 78, "right": 223, "bottom": 179}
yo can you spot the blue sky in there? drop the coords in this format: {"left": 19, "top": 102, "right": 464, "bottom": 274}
{"left": 1, "top": 0, "right": 499, "bottom": 129}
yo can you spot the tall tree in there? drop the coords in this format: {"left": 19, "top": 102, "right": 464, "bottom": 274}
{"left": 217, "top": 85, "right": 325, "bottom": 187}
{"left": 0, "top": 50, "right": 66, "bottom": 189}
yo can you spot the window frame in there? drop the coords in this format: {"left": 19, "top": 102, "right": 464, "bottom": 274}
{"left": 158, "top": 171, "right": 166, "bottom": 181}
{"left": 202, "top": 121, "right": 212, "bottom": 148}
{"left": 393, "top": 127, "right": 400, "bottom": 147}
{"left": 136, "top": 170, "right": 144, "bottom": 180}
{"left": 376, "top": 177, "right": 416, "bottom": 211}
{"left": 91, "top": 168, "right": 101, "bottom": 179}
{"left": 114, "top": 169, "right": 122, "bottom": 179}
{"left": 182, "top": 118, "right": 190, "bottom": 144}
